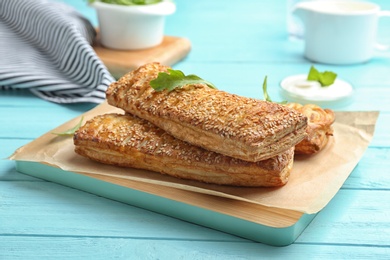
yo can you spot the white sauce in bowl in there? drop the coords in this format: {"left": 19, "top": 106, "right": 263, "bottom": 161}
{"left": 280, "top": 74, "right": 354, "bottom": 107}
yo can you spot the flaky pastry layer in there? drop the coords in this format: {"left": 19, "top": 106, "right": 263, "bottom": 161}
{"left": 106, "top": 62, "right": 307, "bottom": 162}
{"left": 73, "top": 113, "right": 294, "bottom": 187}
{"left": 286, "top": 103, "right": 335, "bottom": 155}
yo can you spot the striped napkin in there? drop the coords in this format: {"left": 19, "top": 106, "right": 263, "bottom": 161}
{"left": 0, "top": 0, "right": 115, "bottom": 103}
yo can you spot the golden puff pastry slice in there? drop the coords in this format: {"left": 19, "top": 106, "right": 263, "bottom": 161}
{"left": 73, "top": 113, "right": 295, "bottom": 187}
{"left": 106, "top": 62, "right": 307, "bottom": 162}
{"left": 285, "top": 103, "right": 335, "bottom": 155}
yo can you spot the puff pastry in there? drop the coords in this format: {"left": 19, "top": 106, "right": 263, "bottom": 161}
{"left": 106, "top": 62, "right": 307, "bottom": 162}
{"left": 285, "top": 103, "right": 335, "bottom": 155}
{"left": 73, "top": 113, "right": 295, "bottom": 187}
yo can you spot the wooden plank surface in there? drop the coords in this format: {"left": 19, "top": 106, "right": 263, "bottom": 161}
{"left": 1, "top": 0, "right": 390, "bottom": 258}
{"left": 93, "top": 35, "right": 191, "bottom": 79}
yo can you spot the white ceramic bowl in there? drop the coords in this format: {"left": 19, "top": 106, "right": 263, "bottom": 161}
{"left": 91, "top": 0, "right": 176, "bottom": 50}
{"left": 280, "top": 74, "right": 354, "bottom": 108}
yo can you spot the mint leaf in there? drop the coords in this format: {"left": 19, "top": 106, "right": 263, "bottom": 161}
{"left": 307, "top": 65, "right": 337, "bottom": 87}
{"left": 307, "top": 66, "right": 320, "bottom": 82}
{"left": 262, "top": 76, "right": 287, "bottom": 104}
{"left": 150, "top": 69, "right": 217, "bottom": 92}
{"left": 52, "top": 116, "right": 84, "bottom": 136}
{"left": 319, "top": 71, "right": 337, "bottom": 86}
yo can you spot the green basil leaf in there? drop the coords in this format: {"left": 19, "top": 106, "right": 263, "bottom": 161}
{"left": 150, "top": 69, "right": 217, "bottom": 92}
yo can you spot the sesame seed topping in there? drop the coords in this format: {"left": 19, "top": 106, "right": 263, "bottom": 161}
{"left": 106, "top": 63, "right": 307, "bottom": 147}
{"left": 74, "top": 113, "right": 293, "bottom": 171}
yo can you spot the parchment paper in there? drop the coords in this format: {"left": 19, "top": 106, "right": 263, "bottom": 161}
{"left": 9, "top": 102, "right": 379, "bottom": 214}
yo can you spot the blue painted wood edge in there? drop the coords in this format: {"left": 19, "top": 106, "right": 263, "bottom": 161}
{"left": 15, "top": 161, "right": 316, "bottom": 246}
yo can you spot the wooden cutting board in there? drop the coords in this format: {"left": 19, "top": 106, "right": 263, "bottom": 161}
{"left": 93, "top": 35, "right": 191, "bottom": 79}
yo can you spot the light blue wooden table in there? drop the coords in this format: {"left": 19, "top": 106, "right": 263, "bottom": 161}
{"left": 1, "top": 0, "right": 390, "bottom": 258}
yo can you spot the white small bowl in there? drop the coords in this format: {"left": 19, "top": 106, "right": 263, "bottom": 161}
{"left": 91, "top": 0, "right": 176, "bottom": 50}
{"left": 280, "top": 74, "right": 354, "bottom": 108}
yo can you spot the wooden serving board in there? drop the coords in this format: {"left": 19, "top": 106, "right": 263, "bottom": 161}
{"left": 15, "top": 161, "right": 316, "bottom": 246}
{"left": 93, "top": 35, "right": 191, "bottom": 79}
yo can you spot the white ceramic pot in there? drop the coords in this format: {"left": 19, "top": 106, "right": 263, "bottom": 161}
{"left": 293, "top": 1, "right": 390, "bottom": 65}
{"left": 91, "top": 0, "right": 176, "bottom": 50}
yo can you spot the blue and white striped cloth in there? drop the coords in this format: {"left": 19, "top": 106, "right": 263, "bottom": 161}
{"left": 0, "top": 0, "right": 115, "bottom": 103}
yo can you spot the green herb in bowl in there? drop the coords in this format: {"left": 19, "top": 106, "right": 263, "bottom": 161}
{"left": 307, "top": 65, "right": 337, "bottom": 87}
